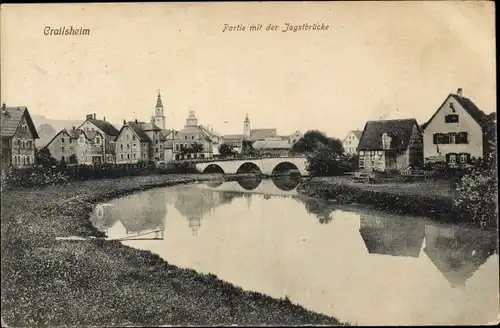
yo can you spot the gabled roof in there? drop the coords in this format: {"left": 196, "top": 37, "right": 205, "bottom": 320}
{"left": 422, "top": 93, "right": 491, "bottom": 131}
{"left": 127, "top": 121, "right": 152, "bottom": 142}
{"left": 357, "top": 119, "right": 419, "bottom": 151}
{"left": 139, "top": 122, "right": 162, "bottom": 131}
{"left": 250, "top": 128, "right": 277, "bottom": 140}
{"left": 253, "top": 139, "right": 292, "bottom": 150}
{"left": 1, "top": 106, "right": 39, "bottom": 139}
{"left": 82, "top": 118, "right": 120, "bottom": 136}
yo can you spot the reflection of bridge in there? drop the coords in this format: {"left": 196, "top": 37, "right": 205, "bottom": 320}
{"left": 191, "top": 156, "right": 308, "bottom": 176}
{"left": 202, "top": 176, "right": 302, "bottom": 196}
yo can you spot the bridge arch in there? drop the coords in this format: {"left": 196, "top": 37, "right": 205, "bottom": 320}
{"left": 272, "top": 161, "right": 301, "bottom": 176}
{"left": 203, "top": 164, "right": 225, "bottom": 174}
{"left": 236, "top": 162, "right": 263, "bottom": 174}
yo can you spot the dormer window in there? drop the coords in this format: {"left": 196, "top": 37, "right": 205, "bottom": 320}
{"left": 445, "top": 114, "right": 459, "bottom": 123}
{"left": 382, "top": 133, "right": 391, "bottom": 149}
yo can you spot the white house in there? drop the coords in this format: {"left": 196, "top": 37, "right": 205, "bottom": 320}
{"left": 342, "top": 129, "right": 362, "bottom": 155}
{"left": 421, "top": 88, "right": 495, "bottom": 166}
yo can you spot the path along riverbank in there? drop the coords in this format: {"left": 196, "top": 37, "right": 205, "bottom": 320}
{"left": 296, "top": 176, "right": 496, "bottom": 230}
{"left": 1, "top": 173, "right": 345, "bottom": 327}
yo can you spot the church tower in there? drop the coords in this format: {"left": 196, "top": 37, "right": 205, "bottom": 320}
{"left": 153, "top": 90, "right": 166, "bottom": 130}
{"left": 185, "top": 110, "right": 198, "bottom": 127}
{"left": 243, "top": 113, "right": 251, "bottom": 137}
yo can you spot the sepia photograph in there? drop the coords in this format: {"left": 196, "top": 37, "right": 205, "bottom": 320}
{"left": 0, "top": 1, "right": 498, "bottom": 327}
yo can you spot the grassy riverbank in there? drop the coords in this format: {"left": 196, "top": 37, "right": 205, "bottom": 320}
{"left": 297, "top": 176, "right": 463, "bottom": 224}
{"left": 1, "top": 173, "right": 345, "bottom": 327}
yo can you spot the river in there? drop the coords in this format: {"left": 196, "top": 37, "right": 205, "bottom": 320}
{"left": 89, "top": 176, "right": 499, "bottom": 326}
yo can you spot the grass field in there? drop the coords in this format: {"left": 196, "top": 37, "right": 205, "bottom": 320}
{"left": 1, "top": 174, "right": 345, "bottom": 327}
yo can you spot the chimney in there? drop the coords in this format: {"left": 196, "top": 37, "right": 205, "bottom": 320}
{"left": 86, "top": 114, "right": 93, "bottom": 120}
{"left": 72, "top": 126, "right": 75, "bottom": 130}
{"left": 135, "top": 118, "right": 138, "bottom": 124}
{"left": 123, "top": 119, "right": 126, "bottom": 125}
{"left": 93, "top": 113, "right": 96, "bottom": 119}
{"left": 103, "top": 116, "right": 106, "bottom": 121}
{"left": 1, "top": 103, "right": 6, "bottom": 111}
{"left": 457, "top": 88, "right": 463, "bottom": 97}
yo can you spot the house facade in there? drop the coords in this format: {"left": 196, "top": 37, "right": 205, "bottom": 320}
{"left": 45, "top": 128, "right": 106, "bottom": 165}
{"left": 173, "top": 110, "right": 222, "bottom": 160}
{"left": 77, "top": 113, "right": 120, "bottom": 163}
{"left": 0, "top": 104, "right": 39, "bottom": 168}
{"left": 421, "top": 88, "right": 495, "bottom": 167}
{"left": 357, "top": 119, "right": 423, "bottom": 172}
{"left": 115, "top": 120, "right": 151, "bottom": 164}
{"left": 343, "top": 129, "right": 362, "bottom": 155}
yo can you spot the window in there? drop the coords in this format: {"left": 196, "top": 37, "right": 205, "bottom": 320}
{"left": 127, "top": 135, "right": 130, "bottom": 141}
{"left": 120, "top": 144, "right": 123, "bottom": 150}
{"left": 127, "top": 154, "right": 130, "bottom": 159}
{"left": 61, "top": 138, "right": 65, "bottom": 143}
{"left": 69, "top": 138, "right": 72, "bottom": 144}
{"left": 449, "top": 154, "right": 456, "bottom": 164}
{"left": 433, "top": 133, "right": 444, "bottom": 144}
{"left": 456, "top": 132, "right": 469, "bottom": 144}
{"left": 133, "top": 144, "right": 136, "bottom": 147}
{"left": 359, "top": 158, "right": 365, "bottom": 168}
{"left": 175, "top": 144, "right": 179, "bottom": 151}
{"left": 133, "top": 153, "right": 136, "bottom": 159}
{"left": 127, "top": 144, "right": 130, "bottom": 149}
{"left": 459, "top": 153, "right": 469, "bottom": 163}
{"left": 27, "top": 156, "right": 30, "bottom": 164}
{"left": 382, "top": 133, "right": 391, "bottom": 149}
{"left": 23, "top": 157, "right": 26, "bottom": 165}
{"left": 132, "top": 135, "right": 136, "bottom": 140}
{"left": 120, "top": 154, "right": 124, "bottom": 160}
{"left": 359, "top": 151, "right": 365, "bottom": 156}
{"left": 143, "top": 153, "right": 147, "bottom": 159}
{"left": 445, "top": 114, "right": 459, "bottom": 123}
{"left": 61, "top": 146, "right": 65, "bottom": 152}
{"left": 155, "top": 139, "right": 158, "bottom": 144}
{"left": 155, "top": 147, "right": 158, "bottom": 153}
{"left": 449, "top": 133, "right": 456, "bottom": 144}
{"left": 96, "top": 137, "right": 101, "bottom": 144}
{"left": 184, "top": 136, "right": 188, "bottom": 140}
{"left": 191, "top": 136, "right": 195, "bottom": 140}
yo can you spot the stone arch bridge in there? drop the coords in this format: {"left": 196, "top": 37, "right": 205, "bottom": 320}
{"left": 192, "top": 156, "right": 308, "bottom": 176}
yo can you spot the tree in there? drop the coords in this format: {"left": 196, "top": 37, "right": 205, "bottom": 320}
{"left": 219, "top": 143, "right": 235, "bottom": 158}
{"left": 191, "top": 142, "right": 204, "bottom": 154}
{"left": 242, "top": 139, "right": 259, "bottom": 156}
{"left": 306, "top": 147, "right": 345, "bottom": 176}
{"left": 291, "top": 130, "right": 344, "bottom": 155}
{"left": 68, "top": 154, "right": 78, "bottom": 164}
{"left": 35, "top": 147, "right": 57, "bottom": 168}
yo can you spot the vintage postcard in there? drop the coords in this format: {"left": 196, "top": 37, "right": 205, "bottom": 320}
{"left": 1, "top": 1, "right": 498, "bottom": 327}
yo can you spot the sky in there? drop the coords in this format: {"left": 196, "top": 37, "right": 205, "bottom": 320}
{"left": 1, "top": 1, "right": 496, "bottom": 139}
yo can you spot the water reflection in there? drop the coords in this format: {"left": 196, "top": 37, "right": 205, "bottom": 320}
{"left": 423, "top": 223, "right": 497, "bottom": 288}
{"left": 91, "top": 180, "right": 499, "bottom": 325}
{"left": 90, "top": 190, "right": 167, "bottom": 240}
{"left": 271, "top": 174, "right": 301, "bottom": 191}
{"left": 237, "top": 176, "right": 263, "bottom": 190}
{"left": 359, "top": 214, "right": 425, "bottom": 257}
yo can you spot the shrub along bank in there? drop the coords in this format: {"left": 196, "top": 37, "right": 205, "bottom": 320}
{"left": 297, "top": 177, "right": 496, "bottom": 230}
{"left": 1, "top": 174, "right": 345, "bottom": 327}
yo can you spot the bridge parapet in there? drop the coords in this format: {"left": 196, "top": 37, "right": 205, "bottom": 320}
{"left": 170, "top": 155, "right": 306, "bottom": 165}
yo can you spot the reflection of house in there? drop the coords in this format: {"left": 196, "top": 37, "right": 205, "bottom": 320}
{"left": 1, "top": 104, "right": 39, "bottom": 168}
{"left": 173, "top": 110, "right": 222, "bottom": 160}
{"left": 342, "top": 129, "right": 362, "bottom": 155}
{"left": 421, "top": 88, "right": 496, "bottom": 166}
{"left": 91, "top": 190, "right": 167, "bottom": 236}
{"left": 357, "top": 119, "right": 423, "bottom": 172}
{"left": 173, "top": 187, "right": 224, "bottom": 235}
{"left": 359, "top": 214, "right": 425, "bottom": 257}
{"left": 423, "top": 223, "right": 496, "bottom": 288}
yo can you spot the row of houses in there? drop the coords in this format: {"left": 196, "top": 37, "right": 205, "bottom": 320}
{"left": 342, "top": 88, "right": 496, "bottom": 171}
{"left": 1, "top": 92, "right": 304, "bottom": 168}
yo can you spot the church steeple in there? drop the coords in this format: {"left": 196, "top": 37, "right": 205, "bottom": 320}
{"left": 153, "top": 90, "right": 166, "bottom": 130}
{"left": 243, "top": 113, "right": 251, "bottom": 137}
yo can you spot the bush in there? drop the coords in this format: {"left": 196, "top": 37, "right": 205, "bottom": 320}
{"left": 306, "top": 149, "right": 345, "bottom": 176}
{"left": 454, "top": 165, "right": 497, "bottom": 228}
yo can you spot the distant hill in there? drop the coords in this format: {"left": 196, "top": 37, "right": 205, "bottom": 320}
{"left": 37, "top": 124, "right": 57, "bottom": 147}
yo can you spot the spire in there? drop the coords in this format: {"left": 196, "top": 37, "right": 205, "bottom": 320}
{"left": 244, "top": 113, "right": 250, "bottom": 122}
{"left": 156, "top": 89, "right": 163, "bottom": 108}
